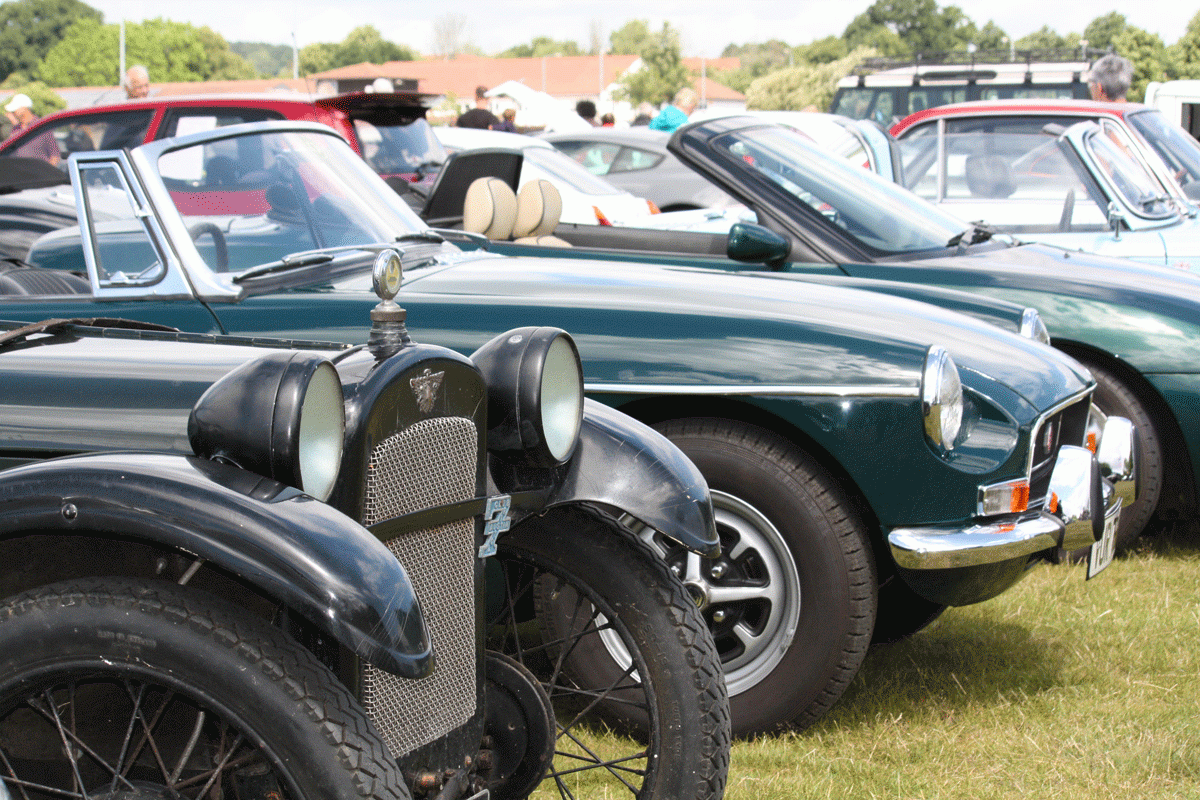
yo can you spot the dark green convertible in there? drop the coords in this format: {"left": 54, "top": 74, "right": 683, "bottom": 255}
{"left": 0, "top": 122, "right": 1132, "bottom": 736}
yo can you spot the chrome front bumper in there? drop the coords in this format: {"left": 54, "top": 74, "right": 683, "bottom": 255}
{"left": 889, "top": 415, "right": 1136, "bottom": 571}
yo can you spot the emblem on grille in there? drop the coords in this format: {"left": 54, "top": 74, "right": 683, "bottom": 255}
{"left": 410, "top": 369, "right": 444, "bottom": 413}
{"left": 479, "top": 495, "right": 512, "bottom": 558}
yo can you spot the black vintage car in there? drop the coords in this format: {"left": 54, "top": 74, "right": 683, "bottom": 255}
{"left": 0, "top": 253, "right": 730, "bottom": 800}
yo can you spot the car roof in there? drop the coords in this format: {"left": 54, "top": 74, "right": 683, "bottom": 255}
{"left": 13, "top": 92, "right": 432, "bottom": 128}
{"left": 540, "top": 128, "right": 671, "bottom": 149}
{"left": 433, "top": 127, "right": 555, "bottom": 150}
{"left": 892, "top": 99, "right": 1153, "bottom": 135}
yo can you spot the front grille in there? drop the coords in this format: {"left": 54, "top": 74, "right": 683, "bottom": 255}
{"left": 360, "top": 417, "right": 478, "bottom": 758}
{"left": 1030, "top": 398, "right": 1090, "bottom": 510}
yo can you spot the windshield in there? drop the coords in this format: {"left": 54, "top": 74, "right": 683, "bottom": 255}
{"left": 1084, "top": 127, "right": 1175, "bottom": 219}
{"left": 1127, "top": 109, "right": 1200, "bottom": 193}
{"left": 156, "top": 129, "right": 428, "bottom": 272}
{"left": 711, "top": 125, "right": 968, "bottom": 253}
{"left": 353, "top": 116, "right": 446, "bottom": 175}
{"left": 522, "top": 147, "right": 625, "bottom": 195}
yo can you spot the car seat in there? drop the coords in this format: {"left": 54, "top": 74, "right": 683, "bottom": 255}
{"left": 964, "top": 155, "right": 1017, "bottom": 199}
{"left": 0, "top": 267, "right": 90, "bottom": 295}
{"left": 463, "top": 176, "right": 518, "bottom": 240}
{"left": 512, "top": 179, "right": 571, "bottom": 247}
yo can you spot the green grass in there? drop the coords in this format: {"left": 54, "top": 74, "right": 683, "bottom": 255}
{"left": 726, "top": 526, "right": 1200, "bottom": 799}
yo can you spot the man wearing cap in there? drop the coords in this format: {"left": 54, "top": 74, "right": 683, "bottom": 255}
{"left": 3, "top": 94, "right": 58, "bottom": 166}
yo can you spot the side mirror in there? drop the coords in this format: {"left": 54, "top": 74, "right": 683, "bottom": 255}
{"left": 726, "top": 222, "right": 790, "bottom": 269}
{"left": 1106, "top": 201, "right": 1126, "bottom": 240}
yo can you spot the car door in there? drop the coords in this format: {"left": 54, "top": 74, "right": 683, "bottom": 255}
{"left": 0, "top": 150, "right": 223, "bottom": 332}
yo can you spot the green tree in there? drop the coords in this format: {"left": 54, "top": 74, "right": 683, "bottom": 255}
{"left": 1014, "top": 26, "right": 1079, "bottom": 51}
{"left": 843, "top": 0, "right": 977, "bottom": 56}
{"left": 1169, "top": 10, "right": 1200, "bottom": 79}
{"left": 496, "top": 36, "right": 583, "bottom": 58}
{"left": 1083, "top": 12, "right": 1127, "bottom": 51}
{"left": 39, "top": 17, "right": 216, "bottom": 86}
{"left": 296, "top": 27, "right": 415, "bottom": 77}
{"left": 616, "top": 22, "right": 691, "bottom": 106}
{"left": 230, "top": 41, "right": 293, "bottom": 78}
{"left": 298, "top": 42, "right": 337, "bottom": 76}
{"left": 1113, "top": 26, "right": 1174, "bottom": 101}
{"left": 745, "top": 46, "right": 876, "bottom": 111}
{"left": 196, "top": 26, "right": 256, "bottom": 80}
{"left": 0, "top": 0, "right": 101, "bottom": 83}
{"left": 609, "top": 19, "right": 651, "bottom": 55}
{"left": 336, "top": 25, "right": 415, "bottom": 65}
{"left": 974, "top": 21, "right": 1009, "bottom": 51}
{"left": 801, "top": 36, "right": 850, "bottom": 64}
{"left": 0, "top": 77, "right": 65, "bottom": 116}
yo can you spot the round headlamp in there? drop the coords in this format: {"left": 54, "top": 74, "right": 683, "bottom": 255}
{"left": 921, "top": 345, "right": 963, "bottom": 453}
{"left": 471, "top": 326, "right": 584, "bottom": 467}
{"left": 189, "top": 351, "right": 345, "bottom": 500}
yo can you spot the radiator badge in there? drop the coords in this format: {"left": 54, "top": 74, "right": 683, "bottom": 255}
{"left": 410, "top": 369, "right": 444, "bottom": 414}
{"left": 479, "top": 495, "right": 512, "bottom": 558}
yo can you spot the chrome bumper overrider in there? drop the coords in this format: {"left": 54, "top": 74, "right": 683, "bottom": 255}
{"left": 889, "top": 415, "right": 1136, "bottom": 571}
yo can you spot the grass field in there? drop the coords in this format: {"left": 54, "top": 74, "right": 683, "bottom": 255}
{"left": 724, "top": 525, "right": 1200, "bottom": 799}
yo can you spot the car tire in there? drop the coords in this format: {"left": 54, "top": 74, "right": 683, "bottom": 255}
{"left": 1082, "top": 359, "right": 1161, "bottom": 550}
{"left": 653, "top": 418, "right": 877, "bottom": 735}
{"left": 0, "top": 578, "right": 409, "bottom": 800}
{"left": 491, "top": 506, "right": 730, "bottom": 800}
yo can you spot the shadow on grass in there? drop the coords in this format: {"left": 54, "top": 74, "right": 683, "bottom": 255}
{"left": 822, "top": 614, "right": 1066, "bottom": 728}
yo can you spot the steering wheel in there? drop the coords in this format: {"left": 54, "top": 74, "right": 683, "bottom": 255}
{"left": 187, "top": 221, "right": 229, "bottom": 272}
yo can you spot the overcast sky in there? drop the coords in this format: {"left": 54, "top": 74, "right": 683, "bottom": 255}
{"left": 84, "top": 1, "right": 1191, "bottom": 58}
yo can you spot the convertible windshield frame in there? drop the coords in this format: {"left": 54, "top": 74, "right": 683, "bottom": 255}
{"left": 127, "top": 121, "right": 433, "bottom": 293}
{"left": 709, "top": 124, "right": 969, "bottom": 255}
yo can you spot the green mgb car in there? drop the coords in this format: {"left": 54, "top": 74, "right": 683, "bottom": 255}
{"left": 0, "top": 122, "right": 1132, "bottom": 736}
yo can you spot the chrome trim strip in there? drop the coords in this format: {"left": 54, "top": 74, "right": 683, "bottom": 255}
{"left": 584, "top": 382, "right": 918, "bottom": 398}
{"left": 1026, "top": 386, "right": 1094, "bottom": 477}
{"left": 889, "top": 515, "right": 1063, "bottom": 570}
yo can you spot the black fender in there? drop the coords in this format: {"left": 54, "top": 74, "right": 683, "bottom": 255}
{"left": 547, "top": 399, "right": 718, "bottom": 556}
{"left": 0, "top": 452, "right": 432, "bottom": 679}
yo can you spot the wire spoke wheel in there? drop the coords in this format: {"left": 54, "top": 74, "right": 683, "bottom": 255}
{"left": 487, "top": 507, "right": 729, "bottom": 800}
{"left": 0, "top": 579, "right": 409, "bottom": 800}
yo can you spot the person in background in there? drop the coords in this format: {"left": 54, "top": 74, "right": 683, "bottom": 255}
{"left": 576, "top": 99, "right": 598, "bottom": 126}
{"left": 125, "top": 65, "right": 150, "bottom": 100}
{"left": 457, "top": 86, "right": 500, "bottom": 129}
{"left": 494, "top": 107, "right": 518, "bottom": 132}
{"left": 1088, "top": 54, "right": 1133, "bottom": 102}
{"left": 649, "top": 87, "right": 698, "bottom": 133}
{"left": 601, "top": 113, "right": 615, "bottom": 127}
{"left": 3, "top": 93, "right": 58, "bottom": 166}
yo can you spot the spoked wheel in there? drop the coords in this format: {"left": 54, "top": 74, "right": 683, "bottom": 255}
{"left": 0, "top": 579, "right": 408, "bottom": 800}
{"left": 488, "top": 507, "right": 730, "bottom": 800}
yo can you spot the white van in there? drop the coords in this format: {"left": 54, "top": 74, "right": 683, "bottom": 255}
{"left": 1144, "top": 80, "right": 1200, "bottom": 140}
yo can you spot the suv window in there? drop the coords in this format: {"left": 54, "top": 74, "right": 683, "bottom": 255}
{"left": 158, "top": 108, "right": 286, "bottom": 140}
{"left": 1, "top": 110, "right": 154, "bottom": 170}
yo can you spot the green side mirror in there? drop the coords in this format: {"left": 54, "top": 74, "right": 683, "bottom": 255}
{"left": 726, "top": 222, "right": 790, "bottom": 269}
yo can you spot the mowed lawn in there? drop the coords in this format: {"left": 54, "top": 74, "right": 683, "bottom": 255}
{"left": 726, "top": 525, "right": 1200, "bottom": 800}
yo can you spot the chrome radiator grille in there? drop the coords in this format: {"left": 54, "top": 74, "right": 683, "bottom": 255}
{"left": 360, "top": 416, "right": 479, "bottom": 758}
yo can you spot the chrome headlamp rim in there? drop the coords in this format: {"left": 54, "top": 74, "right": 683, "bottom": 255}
{"left": 471, "top": 326, "right": 584, "bottom": 468}
{"left": 921, "top": 345, "right": 964, "bottom": 453}
{"left": 188, "top": 351, "right": 346, "bottom": 501}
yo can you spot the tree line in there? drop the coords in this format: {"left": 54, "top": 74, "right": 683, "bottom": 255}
{"left": 3, "top": 0, "right": 1199, "bottom": 118}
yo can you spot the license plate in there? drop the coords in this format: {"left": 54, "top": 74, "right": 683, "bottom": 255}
{"left": 1087, "top": 499, "right": 1121, "bottom": 579}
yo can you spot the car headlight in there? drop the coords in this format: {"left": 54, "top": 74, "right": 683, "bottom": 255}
{"left": 471, "top": 326, "right": 584, "bottom": 467}
{"left": 188, "top": 351, "right": 345, "bottom": 501}
{"left": 922, "top": 345, "right": 963, "bottom": 453}
{"left": 1019, "top": 307, "right": 1051, "bottom": 345}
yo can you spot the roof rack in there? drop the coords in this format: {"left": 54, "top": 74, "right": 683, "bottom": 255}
{"left": 850, "top": 47, "right": 1108, "bottom": 76}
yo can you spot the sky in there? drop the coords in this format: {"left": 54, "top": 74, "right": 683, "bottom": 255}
{"left": 84, "top": 1, "right": 1194, "bottom": 58}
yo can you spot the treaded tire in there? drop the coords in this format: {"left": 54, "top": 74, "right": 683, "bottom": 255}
{"left": 0, "top": 578, "right": 410, "bottom": 800}
{"left": 491, "top": 506, "right": 730, "bottom": 800}
{"left": 655, "top": 418, "right": 878, "bottom": 735}
{"left": 1083, "top": 359, "right": 1161, "bottom": 550}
